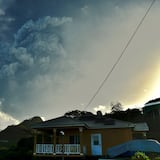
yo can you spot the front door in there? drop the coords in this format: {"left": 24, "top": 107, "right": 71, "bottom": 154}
{"left": 91, "top": 133, "right": 102, "bottom": 155}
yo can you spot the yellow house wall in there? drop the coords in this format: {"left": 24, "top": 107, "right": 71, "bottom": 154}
{"left": 82, "top": 128, "right": 133, "bottom": 156}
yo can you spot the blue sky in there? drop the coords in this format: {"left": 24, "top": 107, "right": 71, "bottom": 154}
{"left": 0, "top": 0, "right": 160, "bottom": 129}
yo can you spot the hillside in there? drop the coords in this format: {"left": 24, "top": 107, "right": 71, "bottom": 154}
{"left": 0, "top": 116, "right": 43, "bottom": 149}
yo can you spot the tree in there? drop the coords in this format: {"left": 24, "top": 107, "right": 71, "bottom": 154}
{"left": 110, "top": 102, "right": 123, "bottom": 113}
{"left": 64, "top": 110, "right": 94, "bottom": 118}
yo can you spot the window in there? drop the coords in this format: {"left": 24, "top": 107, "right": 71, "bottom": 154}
{"left": 93, "top": 135, "right": 99, "bottom": 145}
{"left": 69, "top": 135, "right": 80, "bottom": 144}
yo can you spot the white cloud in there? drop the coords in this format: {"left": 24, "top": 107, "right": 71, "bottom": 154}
{"left": 0, "top": 111, "right": 19, "bottom": 130}
{"left": 40, "top": 116, "right": 45, "bottom": 121}
{"left": 94, "top": 105, "right": 111, "bottom": 114}
{"left": 0, "top": 99, "right": 19, "bottom": 130}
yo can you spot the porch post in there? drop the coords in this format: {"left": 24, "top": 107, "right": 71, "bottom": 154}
{"left": 33, "top": 129, "right": 37, "bottom": 155}
{"left": 42, "top": 131, "right": 44, "bottom": 143}
{"left": 53, "top": 128, "right": 57, "bottom": 155}
{"left": 79, "top": 127, "right": 83, "bottom": 155}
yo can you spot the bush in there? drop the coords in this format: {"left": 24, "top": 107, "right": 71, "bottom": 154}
{"left": 154, "top": 157, "right": 160, "bottom": 160}
{"left": 131, "top": 151, "right": 150, "bottom": 160}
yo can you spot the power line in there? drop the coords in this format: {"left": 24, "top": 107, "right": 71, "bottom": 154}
{"left": 84, "top": 0, "right": 156, "bottom": 111}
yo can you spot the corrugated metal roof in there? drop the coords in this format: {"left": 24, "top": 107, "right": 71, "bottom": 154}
{"left": 133, "top": 122, "right": 149, "bottom": 131}
{"left": 143, "top": 101, "right": 160, "bottom": 113}
{"left": 32, "top": 115, "right": 143, "bottom": 130}
{"left": 81, "top": 118, "right": 135, "bottom": 129}
{"left": 32, "top": 116, "right": 88, "bottom": 129}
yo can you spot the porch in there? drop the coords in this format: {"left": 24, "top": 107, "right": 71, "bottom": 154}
{"left": 33, "top": 127, "right": 84, "bottom": 157}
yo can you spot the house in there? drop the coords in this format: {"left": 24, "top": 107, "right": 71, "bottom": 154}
{"left": 143, "top": 98, "right": 160, "bottom": 119}
{"left": 32, "top": 112, "right": 148, "bottom": 159}
{"left": 142, "top": 98, "right": 160, "bottom": 141}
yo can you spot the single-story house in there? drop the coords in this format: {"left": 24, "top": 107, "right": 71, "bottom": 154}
{"left": 143, "top": 98, "right": 160, "bottom": 119}
{"left": 32, "top": 112, "right": 148, "bottom": 158}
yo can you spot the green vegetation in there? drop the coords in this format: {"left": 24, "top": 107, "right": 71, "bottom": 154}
{"left": 154, "top": 157, "right": 160, "bottom": 160}
{"left": 131, "top": 152, "right": 150, "bottom": 160}
{"left": 0, "top": 137, "right": 35, "bottom": 160}
{"left": 131, "top": 152, "right": 160, "bottom": 160}
{"left": 0, "top": 117, "right": 42, "bottom": 160}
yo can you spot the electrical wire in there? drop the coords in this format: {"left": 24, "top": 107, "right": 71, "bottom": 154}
{"left": 83, "top": 0, "right": 156, "bottom": 111}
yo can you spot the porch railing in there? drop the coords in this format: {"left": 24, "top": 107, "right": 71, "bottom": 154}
{"left": 36, "top": 144, "right": 80, "bottom": 155}
{"left": 36, "top": 144, "right": 53, "bottom": 154}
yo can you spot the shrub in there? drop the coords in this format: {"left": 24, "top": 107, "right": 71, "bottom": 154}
{"left": 154, "top": 157, "right": 160, "bottom": 160}
{"left": 131, "top": 151, "right": 150, "bottom": 160}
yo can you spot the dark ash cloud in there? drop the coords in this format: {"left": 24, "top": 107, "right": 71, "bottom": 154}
{"left": 0, "top": 16, "right": 72, "bottom": 118}
{"left": 0, "top": 0, "right": 159, "bottom": 126}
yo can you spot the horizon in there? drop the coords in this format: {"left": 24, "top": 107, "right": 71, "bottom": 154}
{"left": 0, "top": 98, "right": 158, "bottom": 131}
